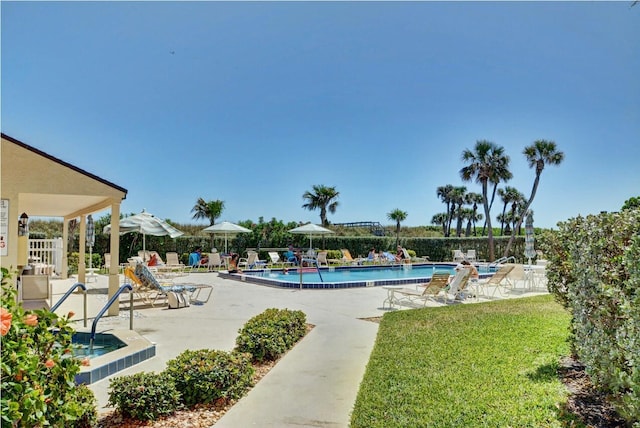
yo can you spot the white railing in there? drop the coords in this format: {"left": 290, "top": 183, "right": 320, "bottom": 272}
{"left": 28, "top": 238, "right": 63, "bottom": 276}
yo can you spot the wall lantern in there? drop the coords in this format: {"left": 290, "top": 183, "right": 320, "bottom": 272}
{"left": 18, "top": 212, "right": 29, "bottom": 236}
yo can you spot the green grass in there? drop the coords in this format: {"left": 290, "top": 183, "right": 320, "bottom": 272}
{"left": 351, "top": 295, "right": 576, "bottom": 427}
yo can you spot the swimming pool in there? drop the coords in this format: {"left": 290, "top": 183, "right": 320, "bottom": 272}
{"left": 219, "top": 263, "right": 493, "bottom": 289}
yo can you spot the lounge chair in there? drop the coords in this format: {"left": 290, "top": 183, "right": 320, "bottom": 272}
{"left": 445, "top": 268, "right": 472, "bottom": 302}
{"left": 206, "top": 252, "right": 225, "bottom": 271}
{"left": 123, "top": 267, "right": 154, "bottom": 305}
{"left": 134, "top": 264, "right": 213, "bottom": 306}
{"left": 482, "top": 264, "right": 516, "bottom": 297}
{"left": 341, "top": 249, "right": 364, "bottom": 265}
{"left": 465, "top": 249, "right": 477, "bottom": 263}
{"left": 316, "top": 251, "right": 329, "bottom": 267}
{"left": 268, "top": 251, "right": 294, "bottom": 268}
{"left": 395, "top": 272, "right": 451, "bottom": 306}
{"left": 238, "top": 251, "right": 267, "bottom": 270}
{"left": 401, "top": 247, "right": 429, "bottom": 263}
{"left": 452, "top": 249, "right": 465, "bottom": 262}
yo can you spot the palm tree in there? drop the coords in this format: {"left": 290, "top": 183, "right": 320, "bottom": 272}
{"left": 497, "top": 186, "right": 524, "bottom": 235}
{"left": 436, "top": 185, "right": 455, "bottom": 237}
{"left": 191, "top": 198, "right": 225, "bottom": 226}
{"left": 460, "top": 207, "right": 475, "bottom": 237}
{"left": 431, "top": 213, "right": 448, "bottom": 236}
{"left": 482, "top": 148, "right": 513, "bottom": 234}
{"left": 504, "top": 140, "right": 565, "bottom": 256}
{"left": 302, "top": 185, "right": 340, "bottom": 226}
{"left": 465, "top": 192, "right": 484, "bottom": 236}
{"left": 387, "top": 209, "right": 408, "bottom": 247}
{"left": 460, "top": 140, "right": 511, "bottom": 261}
{"left": 450, "top": 186, "right": 467, "bottom": 237}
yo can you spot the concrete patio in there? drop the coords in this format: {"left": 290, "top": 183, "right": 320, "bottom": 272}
{"left": 47, "top": 268, "right": 547, "bottom": 427}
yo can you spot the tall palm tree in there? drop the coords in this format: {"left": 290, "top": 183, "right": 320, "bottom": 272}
{"left": 436, "top": 185, "right": 455, "bottom": 237}
{"left": 504, "top": 140, "right": 565, "bottom": 256}
{"left": 431, "top": 213, "right": 448, "bottom": 236}
{"left": 387, "top": 209, "right": 408, "bottom": 247}
{"left": 302, "top": 185, "right": 340, "bottom": 226}
{"left": 191, "top": 198, "right": 225, "bottom": 226}
{"left": 460, "top": 140, "right": 511, "bottom": 261}
{"left": 482, "top": 147, "right": 513, "bottom": 234}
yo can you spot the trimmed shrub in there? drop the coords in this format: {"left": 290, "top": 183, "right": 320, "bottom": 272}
{"left": 70, "top": 384, "right": 98, "bottom": 428}
{"left": 107, "top": 372, "right": 181, "bottom": 421}
{"left": 165, "top": 349, "right": 254, "bottom": 407}
{"left": 235, "top": 308, "right": 307, "bottom": 362}
{"left": 1, "top": 268, "right": 92, "bottom": 427}
{"left": 540, "top": 208, "right": 640, "bottom": 424}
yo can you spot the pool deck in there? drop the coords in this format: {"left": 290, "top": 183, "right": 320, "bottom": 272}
{"left": 47, "top": 268, "right": 548, "bottom": 427}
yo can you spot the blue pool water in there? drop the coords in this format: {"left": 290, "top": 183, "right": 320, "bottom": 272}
{"left": 265, "top": 264, "right": 455, "bottom": 283}
{"left": 72, "top": 332, "right": 125, "bottom": 359}
{"left": 226, "top": 263, "right": 494, "bottom": 289}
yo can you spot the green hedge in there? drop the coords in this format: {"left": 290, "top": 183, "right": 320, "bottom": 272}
{"left": 165, "top": 349, "right": 254, "bottom": 407}
{"left": 540, "top": 208, "right": 640, "bottom": 424}
{"left": 235, "top": 308, "right": 307, "bottom": 363}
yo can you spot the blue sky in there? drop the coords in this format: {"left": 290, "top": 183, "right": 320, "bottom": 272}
{"left": 2, "top": 1, "right": 639, "bottom": 229}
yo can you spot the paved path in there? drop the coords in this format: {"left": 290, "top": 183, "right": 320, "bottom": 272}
{"left": 47, "top": 270, "right": 546, "bottom": 427}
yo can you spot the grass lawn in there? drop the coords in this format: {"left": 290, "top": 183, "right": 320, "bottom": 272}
{"left": 351, "top": 295, "right": 576, "bottom": 427}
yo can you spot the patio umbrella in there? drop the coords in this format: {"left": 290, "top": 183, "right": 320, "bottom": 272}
{"left": 103, "top": 210, "right": 184, "bottom": 260}
{"left": 86, "top": 214, "right": 95, "bottom": 270}
{"left": 202, "top": 221, "right": 252, "bottom": 254}
{"left": 288, "top": 223, "right": 334, "bottom": 249}
{"left": 524, "top": 211, "right": 536, "bottom": 265}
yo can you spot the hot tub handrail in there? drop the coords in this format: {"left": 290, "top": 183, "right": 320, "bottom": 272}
{"left": 90, "top": 284, "right": 133, "bottom": 343}
{"left": 50, "top": 282, "right": 88, "bottom": 327}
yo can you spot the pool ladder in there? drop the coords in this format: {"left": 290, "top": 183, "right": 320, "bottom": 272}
{"left": 50, "top": 282, "right": 88, "bottom": 327}
{"left": 298, "top": 257, "right": 323, "bottom": 288}
{"left": 89, "top": 284, "right": 133, "bottom": 353}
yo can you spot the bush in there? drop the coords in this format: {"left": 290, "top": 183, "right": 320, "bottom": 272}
{"left": 165, "top": 349, "right": 254, "bottom": 407}
{"left": 540, "top": 208, "right": 640, "bottom": 424}
{"left": 66, "top": 252, "right": 102, "bottom": 275}
{"left": 235, "top": 308, "right": 307, "bottom": 362}
{"left": 1, "top": 267, "right": 94, "bottom": 427}
{"left": 70, "top": 384, "right": 98, "bottom": 428}
{"left": 107, "top": 372, "right": 181, "bottom": 421}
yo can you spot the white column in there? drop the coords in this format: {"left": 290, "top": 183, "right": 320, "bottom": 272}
{"left": 108, "top": 202, "right": 121, "bottom": 316}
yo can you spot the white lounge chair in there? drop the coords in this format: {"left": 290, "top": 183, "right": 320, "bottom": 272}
{"left": 452, "top": 249, "right": 465, "bottom": 262}
{"left": 445, "top": 268, "right": 472, "bottom": 302}
{"left": 238, "top": 251, "right": 267, "bottom": 270}
{"left": 207, "top": 252, "right": 225, "bottom": 271}
{"left": 465, "top": 249, "right": 477, "bottom": 262}
{"left": 316, "top": 251, "right": 329, "bottom": 267}
{"left": 401, "top": 247, "right": 429, "bottom": 263}
{"left": 268, "top": 251, "right": 294, "bottom": 268}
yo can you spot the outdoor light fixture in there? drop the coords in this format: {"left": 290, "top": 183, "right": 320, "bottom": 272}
{"left": 18, "top": 212, "right": 29, "bottom": 236}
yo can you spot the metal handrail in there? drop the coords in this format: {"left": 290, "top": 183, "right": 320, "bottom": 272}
{"left": 50, "top": 282, "right": 88, "bottom": 327}
{"left": 89, "top": 284, "right": 133, "bottom": 352}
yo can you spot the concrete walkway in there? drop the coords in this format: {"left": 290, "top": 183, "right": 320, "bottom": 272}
{"left": 47, "top": 270, "right": 547, "bottom": 427}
